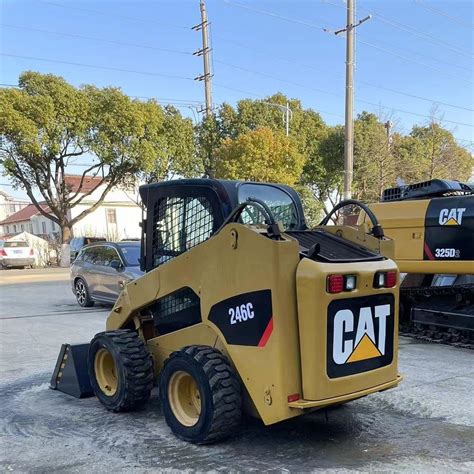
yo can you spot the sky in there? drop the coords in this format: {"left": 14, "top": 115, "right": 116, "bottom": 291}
{"left": 0, "top": 0, "right": 473, "bottom": 199}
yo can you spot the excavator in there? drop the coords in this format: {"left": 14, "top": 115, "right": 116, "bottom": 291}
{"left": 358, "top": 179, "right": 473, "bottom": 348}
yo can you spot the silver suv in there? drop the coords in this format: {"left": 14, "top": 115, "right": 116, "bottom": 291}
{"left": 71, "top": 241, "right": 143, "bottom": 307}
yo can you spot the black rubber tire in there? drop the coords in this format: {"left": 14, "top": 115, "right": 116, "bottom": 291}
{"left": 75, "top": 277, "right": 94, "bottom": 307}
{"left": 88, "top": 329, "right": 154, "bottom": 412}
{"left": 159, "top": 345, "right": 242, "bottom": 444}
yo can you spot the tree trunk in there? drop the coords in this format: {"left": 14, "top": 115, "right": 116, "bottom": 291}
{"left": 59, "top": 224, "right": 73, "bottom": 267}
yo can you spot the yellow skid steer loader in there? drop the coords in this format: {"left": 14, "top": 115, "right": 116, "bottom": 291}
{"left": 51, "top": 179, "right": 401, "bottom": 443}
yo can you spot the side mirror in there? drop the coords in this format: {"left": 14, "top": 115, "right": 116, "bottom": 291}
{"left": 110, "top": 260, "right": 123, "bottom": 270}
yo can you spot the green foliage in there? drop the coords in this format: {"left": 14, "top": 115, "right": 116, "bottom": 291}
{"left": 303, "top": 126, "right": 344, "bottom": 213}
{"left": 0, "top": 71, "right": 194, "bottom": 242}
{"left": 214, "top": 127, "right": 304, "bottom": 185}
{"left": 393, "top": 123, "right": 472, "bottom": 183}
{"left": 2, "top": 72, "right": 472, "bottom": 241}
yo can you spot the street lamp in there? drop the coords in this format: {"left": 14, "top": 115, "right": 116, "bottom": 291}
{"left": 261, "top": 101, "right": 293, "bottom": 136}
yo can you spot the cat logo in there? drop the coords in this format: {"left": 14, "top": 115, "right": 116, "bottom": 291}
{"left": 333, "top": 304, "right": 390, "bottom": 365}
{"left": 438, "top": 208, "right": 466, "bottom": 226}
{"left": 327, "top": 295, "right": 394, "bottom": 378}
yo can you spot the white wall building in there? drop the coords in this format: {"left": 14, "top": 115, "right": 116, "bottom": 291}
{"left": 0, "top": 191, "right": 29, "bottom": 235}
{"left": 0, "top": 175, "right": 142, "bottom": 241}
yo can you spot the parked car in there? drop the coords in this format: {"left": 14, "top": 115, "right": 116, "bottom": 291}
{"left": 0, "top": 240, "right": 35, "bottom": 269}
{"left": 70, "top": 237, "right": 106, "bottom": 263}
{"left": 70, "top": 241, "right": 143, "bottom": 307}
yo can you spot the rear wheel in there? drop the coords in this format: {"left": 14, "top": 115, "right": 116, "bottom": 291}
{"left": 75, "top": 277, "right": 94, "bottom": 307}
{"left": 88, "top": 330, "right": 154, "bottom": 412}
{"left": 160, "top": 346, "right": 242, "bottom": 444}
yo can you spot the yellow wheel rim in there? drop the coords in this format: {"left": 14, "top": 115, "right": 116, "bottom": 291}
{"left": 94, "top": 348, "right": 118, "bottom": 396}
{"left": 168, "top": 371, "right": 202, "bottom": 427}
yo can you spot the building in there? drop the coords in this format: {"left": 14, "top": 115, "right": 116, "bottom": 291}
{"left": 0, "top": 190, "right": 29, "bottom": 234}
{"left": 0, "top": 175, "right": 142, "bottom": 241}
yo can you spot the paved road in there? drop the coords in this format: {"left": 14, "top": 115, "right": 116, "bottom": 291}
{"left": 0, "top": 268, "right": 473, "bottom": 472}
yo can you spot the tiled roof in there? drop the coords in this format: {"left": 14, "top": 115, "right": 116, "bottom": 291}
{"left": 64, "top": 174, "right": 103, "bottom": 193}
{"left": 0, "top": 203, "right": 50, "bottom": 225}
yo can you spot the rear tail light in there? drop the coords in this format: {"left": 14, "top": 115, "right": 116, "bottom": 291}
{"left": 287, "top": 393, "right": 300, "bottom": 403}
{"left": 0, "top": 249, "right": 6, "bottom": 256}
{"left": 30, "top": 249, "right": 34, "bottom": 256}
{"left": 327, "top": 274, "right": 344, "bottom": 293}
{"left": 386, "top": 270, "right": 397, "bottom": 288}
{"left": 327, "top": 274, "right": 357, "bottom": 293}
{"left": 374, "top": 271, "right": 397, "bottom": 288}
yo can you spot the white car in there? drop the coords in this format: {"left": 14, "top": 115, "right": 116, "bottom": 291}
{"left": 0, "top": 241, "right": 35, "bottom": 269}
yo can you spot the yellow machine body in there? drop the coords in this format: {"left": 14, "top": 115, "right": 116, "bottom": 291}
{"left": 107, "top": 222, "right": 401, "bottom": 426}
{"left": 361, "top": 196, "right": 474, "bottom": 274}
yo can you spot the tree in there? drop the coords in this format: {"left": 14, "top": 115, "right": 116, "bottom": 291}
{"left": 302, "top": 125, "right": 344, "bottom": 215}
{"left": 143, "top": 105, "right": 195, "bottom": 183}
{"left": 393, "top": 122, "right": 472, "bottom": 183}
{"left": 352, "top": 112, "right": 395, "bottom": 202}
{"left": 214, "top": 127, "right": 304, "bottom": 185}
{"left": 195, "top": 93, "right": 328, "bottom": 179}
{"left": 0, "top": 71, "right": 192, "bottom": 264}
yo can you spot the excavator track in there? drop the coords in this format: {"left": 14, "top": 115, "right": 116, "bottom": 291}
{"left": 400, "top": 284, "right": 474, "bottom": 350}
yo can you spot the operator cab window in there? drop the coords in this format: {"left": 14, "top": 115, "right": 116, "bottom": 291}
{"left": 151, "top": 196, "right": 214, "bottom": 268}
{"left": 237, "top": 183, "right": 299, "bottom": 230}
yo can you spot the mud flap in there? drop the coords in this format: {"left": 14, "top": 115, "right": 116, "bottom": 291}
{"left": 50, "top": 343, "right": 94, "bottom": 398}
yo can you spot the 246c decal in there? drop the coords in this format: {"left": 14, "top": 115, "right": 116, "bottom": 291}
{"left": 229, "top": 303, "right": 255, "bottom": 324}
{"left": 208, "top": 290, "right": 273, "bottom": 346}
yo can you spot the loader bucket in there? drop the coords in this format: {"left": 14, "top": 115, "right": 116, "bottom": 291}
{"left": 50, "top": 343, "right": 94, "bottom": 398}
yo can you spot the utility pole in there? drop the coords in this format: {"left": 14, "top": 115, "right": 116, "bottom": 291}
{"left": 328, "top": 2, "right": 371, "bottom": 202}
{"left": 193, "top": 0, "right": 213, "bottom": 118}
{"left": 343, "top": 0, "right": 354, "bottom": 202}
{"left": 385, "top": 120, "right": 393, "bottom": 151}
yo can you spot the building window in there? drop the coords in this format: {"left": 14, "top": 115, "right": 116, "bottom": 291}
{"left": 21, "top": 224, "right": 24, "bottom": 231}
{"left": 5, "top": 225, "right": 9, "bottom": 234}
{"left": 29, "top": 223, "right": 33, "bottom": 233}
{"left": 106, "top": 209, "right": 117, "bottom": 224}
{"left": 13, "top": 224, "right": 17, "bottom": 233}
{"left": 42, "top": 221, "right": 47, "bottom": 234}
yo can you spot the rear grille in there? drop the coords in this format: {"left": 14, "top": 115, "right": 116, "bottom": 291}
{"left": 285, "top": 230, "right": 383, "bottom": 263}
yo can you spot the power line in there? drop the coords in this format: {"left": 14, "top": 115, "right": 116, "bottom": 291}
{"left": 357, "top": 33, "right": 472, "bottom": 73}
{"left": 1, "top": 24, "right": 192, "bottom": 56}
{"left": 354, "top": 38, "right": 472, "bottom": 84}
{"left": 40, "top": 1, "right": 190, "bottom": 30}
{"left": 214, "top": 33, "right": 473, "bottom": 112}
{"left": 214, "top": 58, "right": 474, "bottom": 128}
{"left": 321, "top": 1, "right": 473, "bottom": 79}
{"left": 357, "top": 1, "right": 474, "bottom": 58}
{"left": 213, "top": 83, "right": 345, "bottom": 118}
{"left": 0, "top": 53, "right": 195, "bottom": 81}
{"left": 222, "top": 1, "right": 473, "bottom": 83}
{"left": 222, "top": 0, "right": 327, "bottom": 31}
{"left": 214, "top": 59, "right": 341, "bottom": 98}
{"left": 414, "top": 0, "right": 474, "bottom": 29}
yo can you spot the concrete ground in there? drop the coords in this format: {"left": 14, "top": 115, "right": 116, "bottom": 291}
{"left": 0, "top": 268, "right": 473, "bottom": 473}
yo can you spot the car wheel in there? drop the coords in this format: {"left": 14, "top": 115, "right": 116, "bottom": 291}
{"left": 75, "top": 277, "right": 94, "bottom": 307}
{"left": 159, "top": 346, "right": 242, "bottom": 444}
{"left": 88, "top": 330, "right": 154, "bottom": 412}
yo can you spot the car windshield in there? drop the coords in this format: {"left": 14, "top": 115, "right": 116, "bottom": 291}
{"left": 120, "top": 245, "right": 141, "bottom": 266}
{"left": 5, "top": 241, "right": 28, "bottom": 248}
{"left": 237, "top": 183, "right": 299, "bottom": 230}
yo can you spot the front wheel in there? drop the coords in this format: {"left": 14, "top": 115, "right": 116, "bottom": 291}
{"left": 88, "top": 330, "right": 154, "bottom": 412}
{"left": 159, "top": 346, "right": 242, "bottom": 444}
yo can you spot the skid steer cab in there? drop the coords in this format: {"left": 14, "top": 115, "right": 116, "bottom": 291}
{"left": 51, "top": 179, "right": 401, "bottom": 444}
